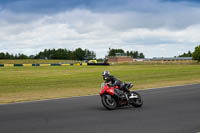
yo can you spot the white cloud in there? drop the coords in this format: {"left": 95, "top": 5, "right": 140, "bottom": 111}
{"left": 0, "top": 8, "right": 200, "bottom": 58}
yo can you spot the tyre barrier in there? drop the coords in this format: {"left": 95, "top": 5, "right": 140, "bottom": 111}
{"left": 0, "top": 63, "right": 70, "bottom": 67}
{"left": 88, "top": 63, "right": 110, "bottom": 66}
{"left": 32, "top": 64, "right": 40, "bottom": 66}
{"left": 0, "top": 63, "right": 109, "bottom": 67}
{"left": 50, "top": 64, "right": 61, "bottom": 66}
{"left": 4, "top": 64, "right": 14, "bottom": 67}
{"left": 14, "top": 64, "right": 23, "bottom": 67}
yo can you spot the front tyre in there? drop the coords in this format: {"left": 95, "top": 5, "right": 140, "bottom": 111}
{"left": 101, "top": 94, "right": 117, "bottom": 110}
{"left": 130, "top": 91, "right": 143, "bottom": 107}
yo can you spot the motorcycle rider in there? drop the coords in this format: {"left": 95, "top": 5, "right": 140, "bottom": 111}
{"left": 102, "top": 70, "right": 131, "bottom": 95}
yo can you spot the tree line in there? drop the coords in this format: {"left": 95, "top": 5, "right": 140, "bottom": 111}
{"left": 35, "top": 48, "right": 96, "bottom": 60}
{"left": 178, "top": 45, "right": 200, "bottom": 61}
{"left": 0, "top": 53, "right": 29, "bottom": 59}
{"left": 1, "top": 45, "right": 200, "bottom": 61}
{"left": 0, "top": 48, "right": 96, "bottom": 60}
{"left": 108, "top": 48, "right": 145, "bottom": 58}
{"left": 178, "top": 51, "right": 192, "bottom": 57}
{"left": 0, "top": 48, "right": 145, "bottom": 60}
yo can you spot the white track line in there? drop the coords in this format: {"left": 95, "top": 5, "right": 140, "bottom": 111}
{"left": 0, "top": 83, "right": 199, "bottom": 106}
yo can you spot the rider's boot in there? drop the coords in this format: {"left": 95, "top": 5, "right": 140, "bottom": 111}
{"left": 129, "top": 93, "right": 136, "bottom": 98}
{"left": 124, "top": 89, "right": 137, "bottom": 99}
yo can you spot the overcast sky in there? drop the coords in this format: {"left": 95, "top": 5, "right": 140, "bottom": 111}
{"left": 0, "top": 0, "right": 200, "bottom": 58}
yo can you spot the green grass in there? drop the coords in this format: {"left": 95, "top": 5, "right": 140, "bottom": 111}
{"left": 0, "top": 65, "right": 200, "bottom": 103}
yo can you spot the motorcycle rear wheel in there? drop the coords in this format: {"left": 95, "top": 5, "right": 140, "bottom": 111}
{"left": 101, "top": 94, "right": 117, "bottom": 110}
{"left": 130, "top": 91, "right": 143, "bottom": 107}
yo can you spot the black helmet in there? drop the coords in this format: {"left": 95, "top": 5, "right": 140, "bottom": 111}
{"left": 102, "top": 70, "right": 110, "bottom": 80}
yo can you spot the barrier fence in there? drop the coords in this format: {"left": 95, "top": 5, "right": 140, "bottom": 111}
{"left": 0, "top": 63, "right": 109, "bottom": 67}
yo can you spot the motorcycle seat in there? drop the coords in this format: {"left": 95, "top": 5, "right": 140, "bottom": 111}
{"left": 123, "top": 82, "right": 133, "bottom": 89}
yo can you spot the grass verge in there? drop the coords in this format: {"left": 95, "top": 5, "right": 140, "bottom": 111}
{"left": 0, "top": 65, "right": 200, "bottom": 104}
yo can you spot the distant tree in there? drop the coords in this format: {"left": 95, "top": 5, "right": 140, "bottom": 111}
{"left": 84, "top": 49, "right": 96, "bottom": 60}
{"left": 192, "top": 45, "right": 200, "bottom": 62}
{"left": 5, "top": 52, "right": 10, "bottom": 59}
{"left": 29, "top": 55, "right": 35, "bottom": 59}
{"left": 17, "top": 53, "right": 28, "bottom": 59}
{"left": 73, "top": 48, "right": 85, "bottom": 60}
{"left": 35, "top": 51, "right": 45, "bottom": 59}
{"left": 127, "top": 50, "right": 145, "bottom": 58}
{"left": 108, "top": 48, "right": 125, "bottom": 56}
{"left": 139, "top": 53, "right": 145, "bottom": 58}
{"left": 34, "top": 48, "right": 96, "bottom": 60}
{"left": 0, "top": 52, "right": 15, "bottom": 59}
{"left": 0, "top": 52, "right": 5, "bottom": 59}
{"left": 0, "top": 48, "right": 96, "bottom": 60}
{"left": 179, "top": 50, "right": 192, "bottom": 57}
{"left": 107, "top": 48, "right": 145, "bottom": 58}
{"left": 126, "top": 51, "right": 130, "bottom": 56}
{"left": 132, "top": 51, "right": 138, "bottom": 58}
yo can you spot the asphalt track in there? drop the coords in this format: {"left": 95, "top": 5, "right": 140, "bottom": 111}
{"left": 0, "top": 84, "right": 200, "bottom": 133}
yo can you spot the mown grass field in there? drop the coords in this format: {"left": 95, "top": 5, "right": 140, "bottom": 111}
{"left": 0, "top": 64, "right": 200, "bottom": 103}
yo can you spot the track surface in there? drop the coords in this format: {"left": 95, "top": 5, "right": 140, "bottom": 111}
{"left": 0, "top": 84, "right": 200, "bottom": 133}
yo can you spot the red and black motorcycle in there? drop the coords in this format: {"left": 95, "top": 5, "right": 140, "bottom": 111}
{"left": 100, "top": 82, "right": 143, "bottom": 110}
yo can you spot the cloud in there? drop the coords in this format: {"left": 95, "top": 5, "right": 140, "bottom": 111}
{"left": 0, "top": 0, "right": 200, "bottom": 58}
{"left": 1, "top": 8, "right": 199, "bottom": 58}
{"left": 161, "top": 0, "right": 200, "bottom": 3}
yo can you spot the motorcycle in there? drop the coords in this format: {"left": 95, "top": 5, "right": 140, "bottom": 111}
{"left": 100, "top": 82, "right": 143, "bottom": 110}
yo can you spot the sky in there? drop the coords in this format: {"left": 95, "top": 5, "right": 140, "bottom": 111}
{"left": 0, "top": 0, "right": 200, "bottom": 58}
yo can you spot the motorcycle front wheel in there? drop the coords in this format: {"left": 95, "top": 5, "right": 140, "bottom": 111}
{"left": 101, "top": 94, "right": 117, "bottom": 110}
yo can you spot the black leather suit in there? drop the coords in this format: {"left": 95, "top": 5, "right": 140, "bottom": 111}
{"left": 104, "top": 75, "right": 130, "bottom": 93}
{"left": 104, "top": 75, "right": 123, "bottom": 88}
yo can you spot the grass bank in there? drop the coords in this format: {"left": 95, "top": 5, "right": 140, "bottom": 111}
{"left": 0, "top": 65, "right": 200, "bottom": 103}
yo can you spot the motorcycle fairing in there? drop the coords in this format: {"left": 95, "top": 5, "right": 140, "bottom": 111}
{"left": 100, "top": 84, "right": 115, "bottom": 96}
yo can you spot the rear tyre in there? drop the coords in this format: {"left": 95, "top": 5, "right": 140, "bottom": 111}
{"left": 130, "top": 91, "right": 143, "bottom": 107}
{"left": 101, "top": 94, "right": 117, "bottom": 110}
